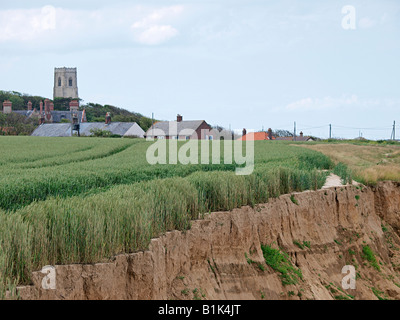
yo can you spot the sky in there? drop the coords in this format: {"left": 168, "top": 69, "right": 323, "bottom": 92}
{"left": 0, "top": 0, "right": 399, "bottom": 139}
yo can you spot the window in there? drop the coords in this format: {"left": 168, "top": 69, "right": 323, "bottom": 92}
{"left": 69, "top": 78, "right": 73, "bottom": 87}
{"left": 58, "top": 77, "right": 61, "bottom": 86}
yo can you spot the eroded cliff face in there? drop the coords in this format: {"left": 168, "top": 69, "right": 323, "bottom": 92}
{"left": 18, "top": 182, "right": 400, "bottom": 300}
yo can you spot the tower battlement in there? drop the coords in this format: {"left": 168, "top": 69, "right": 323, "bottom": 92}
{"left": 54, "top": 67, "right": 77, "bottom": 72}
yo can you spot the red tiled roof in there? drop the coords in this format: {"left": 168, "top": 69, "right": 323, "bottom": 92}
{"left": 238, "top": 132, "right": 275, "bottom": 141}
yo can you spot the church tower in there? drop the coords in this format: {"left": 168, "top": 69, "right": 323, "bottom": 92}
{"left": 53, "top": 67, "right": 79, "bottom": 100}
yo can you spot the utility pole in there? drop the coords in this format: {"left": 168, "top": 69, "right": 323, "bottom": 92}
{"left": 329, "top": 124, "right": 332, "bottom": 139}
{"left": 391, "top": 121, "right": 396, "bottom": 140}
{"left": 394, "top": 121, "right": 396, "bottom": 141}
{"left": 151, "top": 112, "right": 154, "bottom": 138}
{"left": 293, "top": 122, "right": 296, "bottom": 141}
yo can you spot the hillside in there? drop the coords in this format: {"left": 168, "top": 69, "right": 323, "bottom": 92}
{"left": 0, "top": 90, "right": 154, "bottom": 132}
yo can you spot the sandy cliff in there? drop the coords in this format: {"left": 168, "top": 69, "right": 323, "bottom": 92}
{"left": 18, "top": 182, "right": 400, "bottom": 300}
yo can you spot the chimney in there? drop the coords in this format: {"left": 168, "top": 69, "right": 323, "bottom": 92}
{"left": 50, "top": 102, "right": 54, "bottom": 112}
{"left": 69, "top": 100, "right": 79, "bottom": 112}
{"left": 105, "top": 112, "right": 111, "bottom": 125}
{"left": 268, "top": 128, "right": 273, "bottom": 140}
{"left": 39, "top": 101, "right": 43, "bottom": 114}
{"left": 242, "top": 128, "right": 247, "bottom": 136}
{"left": 177, "top": 114, "right": 183, "bottom": 122}
{"left": 44, "top": 99, "right": 50, "bottom": 113}
{"left": 27, "top": 101, "right": 32, "bottom": 111}
{"left": 2, "top": 100, "right": 12, "bottom": 114}
{"left": 300, "top": 131, "right": 303, "bottom": 138}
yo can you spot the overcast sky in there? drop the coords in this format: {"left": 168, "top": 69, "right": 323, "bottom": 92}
{"left": 0, "top": 0, "right": 399, "bottom": 139}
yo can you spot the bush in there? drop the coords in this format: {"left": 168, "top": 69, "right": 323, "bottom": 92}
{"left": 89, "top": 128, "right": 112, "bottom": 138}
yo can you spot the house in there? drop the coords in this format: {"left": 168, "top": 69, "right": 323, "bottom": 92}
{"left": 238, "top": 128, "right": 275, "bottom": 141}
{"left": 238, "top": 131, "right": 275, "bottom": 141}
{"left": 213, "top": 129, "right": 240, "bottom": 140}
{"left": 145, "top": 114, "right": 216, "bottom": 140}
{"left": 3, "top": 99, "right": 86, "bottom": 124}
{"left": 275, "top": 132, "right": 315, "bottom": 142}
{"left": 31, "top": 115, "right": 145, "bottom": 138}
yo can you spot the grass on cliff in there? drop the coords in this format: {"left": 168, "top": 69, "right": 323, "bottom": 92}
{"left": 362, "top": 245, "right": 381, "bottom": 271}
{"left": 261, "top": 244, "right": 303, "bottom": 286}
{"left": 0, "top": 138, "right": 333, "bottom": 297}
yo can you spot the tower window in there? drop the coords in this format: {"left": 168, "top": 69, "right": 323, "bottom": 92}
{"left": 58, "top": 77, "right": 61, "bottom": 86}
{"left": 69, "top": 78, "right": 73, "bottom": 87}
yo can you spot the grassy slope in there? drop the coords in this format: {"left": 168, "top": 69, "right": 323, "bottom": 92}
{"left": 300, "top": 142, "right": 400, "bottom": 185}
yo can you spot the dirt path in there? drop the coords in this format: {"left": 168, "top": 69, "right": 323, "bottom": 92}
{"left": 322, "top": 173, "right": 359, "bottom": 189}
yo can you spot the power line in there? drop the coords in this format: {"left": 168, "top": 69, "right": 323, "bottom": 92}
{"left": 298, "top": 125, "right": 330, "bottom": 130}
{"left": 332, "top": 125, "right": 392, "bottom": 130}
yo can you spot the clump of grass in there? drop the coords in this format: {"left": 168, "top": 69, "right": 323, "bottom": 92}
{"left": 362, "top": 245, "right": 381, "bottom": 271}
{"left": 372, "top": 287, "right": 387, "bottom": 300}
{"left": 181, "top": 288, "right": 189, "bottom": 296}
{"left": 245, "top": 252, "right": 254, "bottom": 265}
{"left": 245, "top": 253, "right": 265, "bottom": 271}
{"left": 192, "top": 288, "right": 205, "bottom": 300}
{"left": 293, "top": 240, "right": 310, "bottom": 250}
{"left": 293, "top": 240, "right": 304, "bottom": 249}
{"left": 261, "top": 244, "right": 303, "bottom": 286}
{"left": 334, "top": 239, "right": 342, "bottom": 245}
{"left": 334, "top": 295, "right": 352, "bottom": 300}
{"left": 290, "top": 195, "right": 299, "bottom": 205}
{"left": 326, "top": 283, "right": 354, "bottom": 300}
{"left": 333, "top": 162, "right": 353, "bottom": 185}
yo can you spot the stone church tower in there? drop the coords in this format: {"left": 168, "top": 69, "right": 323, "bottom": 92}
{"left": 53, "top": 67, "right": 79, "bottom": 99}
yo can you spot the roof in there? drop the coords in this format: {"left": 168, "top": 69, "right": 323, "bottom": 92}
{"left": 238, "top": 132, "right": 274, "bottom": 141}
{"left": 31, "top": 122, "right": 145, "bottom": 137}
{"left": 275, "top": 136, "right": 314, "bottom": 141}
{"left": 13, "top": 110, "right": 84, "bottom": 123}
{"left": 146, "top": 120, "right": 206, "bottom": 137}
